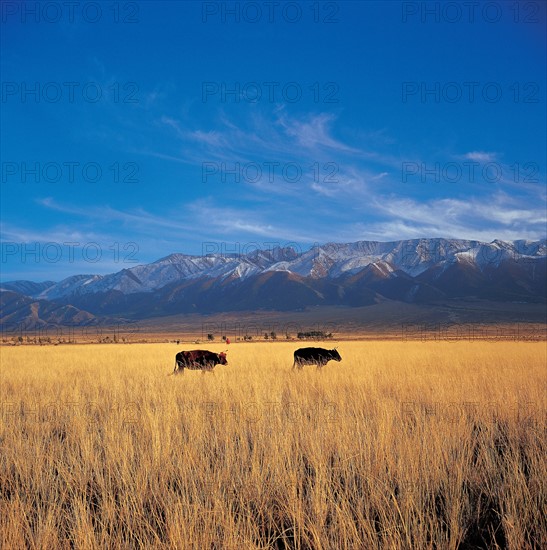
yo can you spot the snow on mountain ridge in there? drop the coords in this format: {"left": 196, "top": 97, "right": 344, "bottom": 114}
{"left": 31, "top": 238, "right": 546, "bottom": 300}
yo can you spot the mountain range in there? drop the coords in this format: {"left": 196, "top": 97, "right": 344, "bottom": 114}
{"left": 1, "top": 238, "right": 546, "bottom": 329}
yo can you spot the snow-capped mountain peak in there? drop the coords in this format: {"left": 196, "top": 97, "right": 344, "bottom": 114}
{"left": 15, "top": 237, "right": 545, "bottom": 301}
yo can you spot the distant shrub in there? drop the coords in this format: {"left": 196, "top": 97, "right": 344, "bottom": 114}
{"left": 297, "top": 331, "right": 333, "bottom": 339}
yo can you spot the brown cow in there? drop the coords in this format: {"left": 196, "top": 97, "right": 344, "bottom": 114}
{"left": 172, "top": 349, "right": 228, "bottom": 374}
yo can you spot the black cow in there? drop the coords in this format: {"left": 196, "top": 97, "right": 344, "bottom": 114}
{"left": 292, "top": 347, "right": 341, "bottom": 369}
{"left": 173, "top": 350, "right": 228, "bottom": 374}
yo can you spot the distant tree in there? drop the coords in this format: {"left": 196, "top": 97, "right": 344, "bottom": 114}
{"left": 270, "top": 331, "right": 277, "bottom": 340}
{"left": 297, "top": 330, "right": 331, "bottom": 339}
{"left": 207, "top": 334, "right": 214, "bottom": 341}
{"left": 264, "top": 333, "right": 269, "bottom": 340}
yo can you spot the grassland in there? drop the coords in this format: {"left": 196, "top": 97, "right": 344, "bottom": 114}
{"left": 1, "top": 341, "right": 546, "bottom": 549}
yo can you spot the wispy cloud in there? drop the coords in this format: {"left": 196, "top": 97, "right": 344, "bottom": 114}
{"left": 160, "top": 116, "right": 186, "bottom": 139}
{"left": 464, "top": 151, "right": 498, "bottom": 162}
{"left": 39, "top": 198, "right": 176, "bottom": 228}
{"left": 369, "top": 192, "right": 547, "bottom": 241}
{"left": 109, "top": 107, "right": 547, "bottom": 246}
{"left": 1, "top": 222, "right": 103, "bottom": 244}
{"left": 4, "top": 109, "right": 546, "bottom": 283}
{"left": 276, "top": 112, "right": 359, "bottom": 153}
{"left": 153, "top": 109, "right": 402, "bottom": 201}
{"left": 160, "top": 110, "right": 364, "bottom": 163}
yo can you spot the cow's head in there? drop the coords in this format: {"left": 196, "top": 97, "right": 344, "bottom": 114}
{"left": 218, "top": 352, "right": 228, "bottom": 365}
{"left": 330, "top": 349, "right": 342, "bottom": 362}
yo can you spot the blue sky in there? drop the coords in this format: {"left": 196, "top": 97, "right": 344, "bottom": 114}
{"left": 1, "top": 0, "right": 546, "bottom": 281}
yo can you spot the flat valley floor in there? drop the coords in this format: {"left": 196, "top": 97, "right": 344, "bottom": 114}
{"left": 1, "top": 341, "right": 546, "bottom": 549}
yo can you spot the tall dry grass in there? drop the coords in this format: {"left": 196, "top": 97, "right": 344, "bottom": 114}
{"left": 1, "top": 341, "right": 546, "bottom": 549}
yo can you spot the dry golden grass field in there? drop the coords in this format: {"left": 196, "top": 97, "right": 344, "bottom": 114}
{"left": 1, "top": 340, "right": 546, "bottom": 549}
